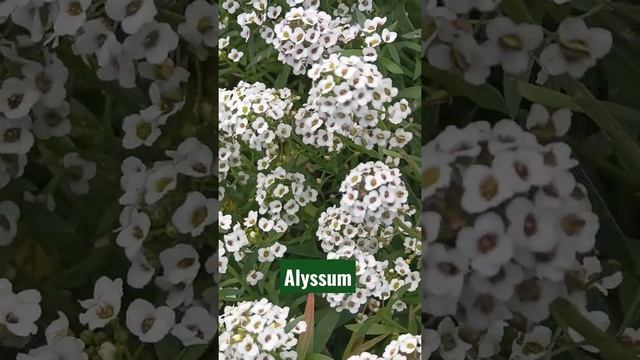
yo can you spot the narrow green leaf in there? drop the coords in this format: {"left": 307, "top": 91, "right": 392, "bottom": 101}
{"left": 425, "top": 64, "right": 508, "bottom": 114}
{"left": 378, "top": 56, "right": 405, "bottom": 75}
{"left": 551, "top": 298, "right": 637, "bottom": 360}
{"left": 501, "top": 0, "right": 533, "bottom": 23}
{"left": 313, "top": 309, "right": 341, "bottom": 353}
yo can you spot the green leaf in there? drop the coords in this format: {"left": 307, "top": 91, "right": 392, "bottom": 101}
{"left": 501, "top": 0, "right": 533, "bottom": 23}
{"left": 425, "top": 64, "right": 508, "bottom": 114}
{"left": 378, "top": 56, "right": 404, "bottom": 75}
{"left": 503, "top": 74, "right": 523, "bottom": 119}
{"left": 154, "top": 336, "right": 182, "bottom": 360}
{"left": 344, "top": 323, "right": 397, "bottom": 336}
{"left": 388, "top": 45, "right": 401, "bottom": 65}
{"left": 517, "top": 82, "right": 576, "bottom": 109}
{"left": 275, "top": 66, "right": 291, "bottom": 89}
{"left": 175, "top": 345, "right": 210, "bottom": 360}
{"left": 551, "top": 298, "right": 637, "bottom": 360}
{"left": 350, "top": 334, "right": 389, "bottom": 356}
{"left": 306, "top": 354, "right": 334, "bottom": 360}
{"left": 397, "top": 86, "right": 421, "bottom": 99}
{"left": 313, "top": 309, "right": 341, "bottom": 353}
{"left": 560, "top": 78, "right": 640, "bottom": 174}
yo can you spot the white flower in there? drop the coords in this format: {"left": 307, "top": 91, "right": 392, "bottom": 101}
{"left": 123, "top": 21, "right": 179, "bottom": 64}
{"left": 482, "top": 17, "right": 543, "bottom": 74}
{"left": 119, "top": 156, "right": 147, "bottom": 205}
{"left": 509, "top": 277, "right": 558, "bottom": 323}
{"left": 581, "top": 256, "right": 622, "bottom": 295}
{"left": 54, "top": 0, "right": 91, "bottom": 35}
{"left": 122, "top": 113, "right": 161, "bottom": 149}
{"left": 424, "top": 243, "right": 468, "bottom": 298}
{"left": 32, "top": 101, "right": 72, "bottom": 139}
{"left": 126, "top": 299, "right": 175, "bottom": 343}
{"left": 159, "top": 243, "right": 200, "bottom": 284}
{"left": 0, "top": 200, "right": 20, "bottom": 246}
{"left": 63, "top": 152, "right": 97, "bottom": 195}
{"left": 17, "top": 337, "right": 87, "bottom": 360}
{"left": 21, "top": 58, "right": 68, "bottom": 108}
{"left": 492, "top": 149, "right": 552, "bottom": 193}
{"left": 78, "top": 277, "right": 123, "bottom": 330}
{"left": 246, "top": 270, "right": 264, "bottom": 285}
{"left": 427, "top": 35, "right": 491, "bottom": 85}
{"left": 0, "top": 116, "right": 34, "bottom": 154}
{"left": 73, "top": 19, "right": 118, "bottom": 64}
{"left": 0, "top": 78, "right": 40, "bottom": 119}
{"left": 228, "top": 48, "right": 244, "bottom": 62}
{"left": 45, "top": 312, "right": 70, "bottom": 345}
{"left": 0, "top": 283, "right": 41, "bottom": 337}
{"left": 540, "top": 17, "right": 612, "bottom": 78}
{"left": 178, "top": 0, "right": 218, "bottom": 49}
{"left": 461, "top": 165, "right": 513, "bottom": 213}
{"left": 11, "top": 0, "right": 45, "bottom": 42}
{"left": 116, "top": 207, "right": 150, "bottom": 259}
{"left": 511, "top": 325, "right": 552, "bottom": 360}
{"left": 105, "top": 0, "right": 157, "bottom": 34}
{"left": 96, "top": 42, "right": 137, "bottom": 89}
{"left": 437, "top": 317, "right": 471, "bottom": 360}
{"left": 457, "top": 212, "right": 513, "bottom": 276}
{"left": 506, "top": 197, "right": 558, "bottom": 253}
{"left": 143, "top": 161, "right": 177, "bottom": 204}
{"left": 166, "top": 137, "right": 213, "bottom": 177}
{"left": 171, "top": 306, "right": 217, "bottom": 346}
{"left": 127, "top": 253, "right": 155, "bottom": 289}
{"left": 422, "top": 147, "right": 452, "bottom": 199}
{"left": 172, "top": 192, "right": 217, "bottom": 236}
{"left": 526, "top": 104, "right": 572, "bottom": 138}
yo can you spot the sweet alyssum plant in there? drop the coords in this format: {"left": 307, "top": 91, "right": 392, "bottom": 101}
{"left": 424, "top": 0, "right": 640, "bottom": 359}
{"left": 219, "top": 0, "right": 422, "bottom": 359}
{"left": 0, "top": 0, "right": 218, "bottom": 359}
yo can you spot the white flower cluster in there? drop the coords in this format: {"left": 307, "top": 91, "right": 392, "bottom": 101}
{"left": 339, "top": 161, "right": 410, "bottom": 225}
{"left": 117, "top": 137, "right": 215, "bottom": 301}
{"left": 296, "top": 55, "right": 412, "bottom": 151}
{"left": 218, "top": 209, "right": 289, "bottom": 277}
{"left": 222, "top": 0, "right": 392, "bottom": 70}
{"left": 256, "top": 167, "right": 318, "bottom": 233}
{"left": 324, "top": 250, "right": 420, "bottom": 315}
{"left": 346, "top": 333, "right": 421, "bottom": 360}
{"left": 319, "top": 161, "right": 419, "bottom": 315}
{"left": 0, "top": 52, "right": 69, "bottom": 153}
{"left": 219, "top": 81, "right": 298, "bottom": 177}
{"left": 270, "top": 7, "right": 360, "bottom": 74}
{"left": 219, "top": 299, "right": 307, "bottom": 359}
{"left": 425, "top": 0, "right": 612, "bottom": 83}
{"left": 422, "top": 119, "right": 623, "bottom": 357}
{"left": 17, "top": 311, "right": 88, "bottom": 360}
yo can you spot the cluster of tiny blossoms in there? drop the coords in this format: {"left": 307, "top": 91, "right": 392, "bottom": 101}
{"left": 219, "top": 81, "right": 298, "bottom": 179}
{"left": 296, "top": 54, "right": 412, "bottom": 151}
{"left": 425, "top": 0, "right": 613, "bottom": 84}
{"left": 220, "top": 0, "right": 396, "bottom": 73}
{"left": 219, "top": 0, "right": 421, "bottom": 358}
{"left": 422, "top": 117, "right": 623, "bottom": 358}
{"left": 256, "top": 167, "right": 319, "bottom": 233}
{"left": 346, "top": 333, "right": 421, "bottom": 360}
{"left": 0, "top": 0, "right": 218, "bottom": 357}
{"left": 219, "top": 299, "right": 307, "bottom": 359}
{"left": 319, "top": 161, "right": 420, "bottom": 315}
